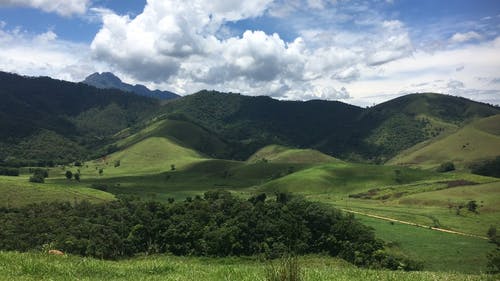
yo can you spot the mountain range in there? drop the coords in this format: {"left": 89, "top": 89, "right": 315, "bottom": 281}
{"left": 0, "top": 71, "right": 498, "bottom": 167}
{"left": 83, "top": 72, "right": 179, "bottom": 100}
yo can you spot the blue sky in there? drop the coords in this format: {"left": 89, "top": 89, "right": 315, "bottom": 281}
{"left": 0, "top": 0, "right": 499, "bottom": 106}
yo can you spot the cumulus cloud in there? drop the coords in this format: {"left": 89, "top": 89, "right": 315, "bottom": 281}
{"left": 450, "top": 31, "right": 482, "bottom": 43}
{"left": 76, "top": 0, "right": 417, "bottom": 100}
{"left": 0, "top": 0, "right": 90, "bottom": 16}
{"left": 0, "top": 25, "right": 98, "bottom": 81}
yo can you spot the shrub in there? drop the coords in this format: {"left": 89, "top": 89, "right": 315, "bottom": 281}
{"left": 65, "top": 171, "right": 73, "bottom": 180}
{"left": 29, "top": 175, "right": 44, "bottom": 183}
{"left": 437, "top": 162, "right": 455, "bottom": 172}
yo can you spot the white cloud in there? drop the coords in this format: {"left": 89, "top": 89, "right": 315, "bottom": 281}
{"left": 0, "top": 26, "right": 98, "bottom": 81}
{"left": 0, "top": 0, "right": 90, "bottom": 16}
{"left": 450, "top": 31, "right": 482, "bottom": 43}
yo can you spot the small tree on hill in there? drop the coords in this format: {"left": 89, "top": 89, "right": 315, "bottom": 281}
{"left": 466, "top": 200, "right": 478, "bottom": 213}
{"left": 170, "top": 164, "right": 176, "bottom": 171}
{"left": 99, "top": 168, "right": 103, "bottom": 176}
{"left": 437, "top": 162, "right": 455, "bottom": 172}
{"left": 65, "top": 171, "right": 73, "bottom": 180}
{"left": 74, "top": 173, "right": 80, "bottom": 182}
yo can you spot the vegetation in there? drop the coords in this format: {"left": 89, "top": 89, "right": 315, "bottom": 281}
{"left": 471, "top": 156, "right": 500, "bottom": 178}
{"left": 0, "top": 192, "right": 420, "bottom": 270}
{"left": 0, "top": 252, "right": 491, "bottom": 281}
{"left": 437, "top": 161, "right": 455, "bottom": 172}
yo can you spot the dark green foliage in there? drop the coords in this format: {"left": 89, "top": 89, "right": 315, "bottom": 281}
{"left": 437, "top": 162, "right": 455, "bottom": 172}
{"left": 161, "top": 91, "right": 499, "bottom": 161}
{"left": 0, "top": 71, "right": 159, "bottom": 163}
{"left": 0, "top": 167, "right": 19, "bottom": 176}
{"left": 65, "top": 171, "right": 73, "bottom": 180}
{"left": 470, "top": 156, "right": 500, "bottom": 178}
{"left": 29, "top": 175, "right": 44, "bottom": 183}
{"left": 0, "top": 192, "right": 417, "bottom": 270}
{"left": 30, "top": 168, "right": 48, "bottom": 179}
{"left": 114, "top": 160, "right": 121, "bottom": 167}
{"left": 488, "top": 226, "right": 498, "bottom": 245}
{"left": 74, "top": 173, "right": 80, "bottom": 181}
{"left": 487, "top": 247, "right": 500, "bottom": 273}
{"left": 170, "top": 164, "right": 175, "bottom": 171}
{"left": 466, "top": 200, "right": 478, "bottom": 213}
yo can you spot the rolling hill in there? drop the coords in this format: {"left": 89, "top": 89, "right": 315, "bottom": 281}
{"left": 388, "top": 114, "right": 500, "bottom": 168}
{"left": 247, "top": 144, "right": 341, "bottom": 164}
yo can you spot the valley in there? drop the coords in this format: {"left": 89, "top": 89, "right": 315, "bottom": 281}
{"left": 0, "top": 73, "right": 499, "bottom": 279}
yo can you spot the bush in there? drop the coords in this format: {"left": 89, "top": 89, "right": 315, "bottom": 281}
{"left": 437, "top": 162, "right": 455, "bottom": 172}
{"left": 29, "top": 175, "right": 44, "bottom": 183}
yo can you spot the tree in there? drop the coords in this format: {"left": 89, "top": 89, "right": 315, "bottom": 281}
{"left": 437, "top": 162, "right": 455, "bottom": 172}
{"left": 99, "top": 168, "right": 103, "bottom": 176}
{"left": 466, "top": 200, "right": 478, "bottom": 213}
{"left": 65, "top": 171, "right": 73, "bottom": 180}
{"left": 114, "top": 160, "right": 120, "bottom": 168}
{"left": 488, "top": 226, "right": 498, "bottom": 245}
{"left": 170, "top": 164, "right": 175, "bottom": 171}
{"left": 29, "top": 174, "right": 44, "bottom": 183}
{"left": 74, "top": 173, "right": 80, "bottom": 182}
{"left": 487, "top": 247, "right": 500, "bottom": 273}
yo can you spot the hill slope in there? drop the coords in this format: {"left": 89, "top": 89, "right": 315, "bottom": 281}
{"left": 388, "top": 114, "right": 500, "bottom": 168}
{"left": 247, "top": 144, "right": 341, "bottom": 164}
{"left": 0, "top": 72, "right": 159, "bottom": 164}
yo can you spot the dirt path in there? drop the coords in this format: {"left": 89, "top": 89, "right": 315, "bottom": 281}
{"left": 341, "top": 208, "right": 489, "bottom": 240}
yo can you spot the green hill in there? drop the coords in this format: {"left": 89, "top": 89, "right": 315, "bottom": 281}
{"left": 160, "top": 90, "right": 363, "bottom": 160}
{"left": 350, "top": 93, "right": 500, "bottom": 161}
{"left": 85, "top": 137, "right": 206, "bottom": 176}
{"left": 0, "top": 71, "right": 159, "bottom": 165}
{"left": 115, "top": 118, "right": 228, "bottom": 158}
{"left": 247, "top": 145, "right": 341, "bottom": 164}
{"left": 388, "top": 114, "right": 500, "bottom": 168}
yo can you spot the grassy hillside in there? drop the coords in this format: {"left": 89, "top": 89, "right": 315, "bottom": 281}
{"left": 388, "top": 114, "right": 500, "bottom": 168}
{"left": 247, "top": 145, "right": 340, "bottom": 164}
{"left": 0, "top": 175, "right": 114, "bottom": 208}
{"left": 114, "top": 118, "right": 228, "bottom": 158}
{"left": 0, "top": 252, "right": 493, "bottom": 281}
{"left": 257, "top": 162, "right": 437, "bottom": 195}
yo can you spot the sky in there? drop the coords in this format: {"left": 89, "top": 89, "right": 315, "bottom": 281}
{"left": 0, "top": 0, "right": 499, "bottom": 106}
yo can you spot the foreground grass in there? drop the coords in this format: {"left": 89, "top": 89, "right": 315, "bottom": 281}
{"left": 0, "top": 252, "right": 495, "bottom": 281}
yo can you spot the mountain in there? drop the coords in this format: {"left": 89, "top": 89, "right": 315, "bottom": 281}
{"left": 0, "top": 71, "right": 159, "bottom": 165}
{"left": 160, "top": 90, "right": 364, "bottom": 160}
{"left": 1, "top": 72, "right": 499, "bottom": 165}
{"left": 83, "top": 72, "right": 179, "bottom": 100}
{"left": 159, "top": 91, "right": 500, "bottom": 161}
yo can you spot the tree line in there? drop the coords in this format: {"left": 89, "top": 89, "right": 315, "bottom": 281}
{"left": 0, "top": 191, "right": 421, "bottom": 270}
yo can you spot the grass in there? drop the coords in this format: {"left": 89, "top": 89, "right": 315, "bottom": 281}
{"left": 0, "top": 251, "right": 495, "bottom": 281}
{"left": 247, "top": 145, "right": 340, "bottom": 164}
{"left": 356, "top": 215, "right": 496, "bottom": 273}
{"left": 0, "top": 175, "right": 114, "bottom": 208}
{"left": 388, "top": 114, "right": 500, "bottom": 169}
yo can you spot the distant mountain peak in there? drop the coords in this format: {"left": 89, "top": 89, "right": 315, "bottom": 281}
{"left": 83, "top": 72, "right": 179, "bottom": 100}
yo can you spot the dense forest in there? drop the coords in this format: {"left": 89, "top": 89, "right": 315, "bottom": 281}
{"left": 0, "top": 191, "right": 421, "bottom": 270}
{"left": 0, "top": 72, "right": 159, "bottom": 164}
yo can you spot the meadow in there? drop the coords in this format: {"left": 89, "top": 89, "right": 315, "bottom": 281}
{"left": 0, "top": 251, "right": 495, "bottom": 281}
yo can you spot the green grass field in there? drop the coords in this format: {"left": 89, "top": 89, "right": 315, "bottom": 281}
{"left": 0, "top": 251, "right": 495, "bottom": 281}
